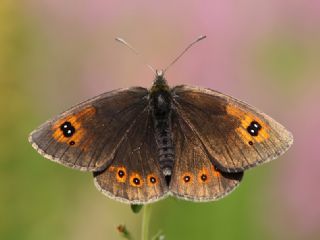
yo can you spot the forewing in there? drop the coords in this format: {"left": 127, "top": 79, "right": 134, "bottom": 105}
{"left": 172, "top": 85, "right": 293, "bottom": 172}
{"left": 93, "top": 108, "right": 168, "bottom": 204}
{"left": 170, "top": 111, "right": 243, "bottom": 201}
{"left": 29, "top": 87, "right": 149, "bottom": 171}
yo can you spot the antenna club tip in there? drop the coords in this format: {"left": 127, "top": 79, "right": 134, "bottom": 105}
{"left": 198, "top": 35, "right": 207, "bottom": 40}
{"left": 115, "top": 37, "right": 124, "bottom": 43}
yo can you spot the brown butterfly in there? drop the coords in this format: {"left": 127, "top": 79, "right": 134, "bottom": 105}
{"left": 29, "top": 36, "right": 293, "bottom": 204}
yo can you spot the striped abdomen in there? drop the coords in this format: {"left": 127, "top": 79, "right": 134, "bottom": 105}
{"left": 151, "top": 90, "right": 174, "bottom": 179}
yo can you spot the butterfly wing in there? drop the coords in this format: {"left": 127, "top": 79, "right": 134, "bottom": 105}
{"left": 170, "top": 111, "right": 243, "bottom": 201}
{"left": 93, "top": 107, "right": 168, "bottom": 204}
{"left": 29, "top": 87, "right": 149, "bottom": 171}
{"left": 172, "top": 85, "right": 293, "bottom": 172}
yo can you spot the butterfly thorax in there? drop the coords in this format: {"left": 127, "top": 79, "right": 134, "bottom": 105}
{"left": 150, "top": 72, "right": 174, "bottom": 183}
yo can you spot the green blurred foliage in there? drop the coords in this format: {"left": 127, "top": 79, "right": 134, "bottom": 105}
{"left": 253, "top": 35, "right": 311, "bottom": 90}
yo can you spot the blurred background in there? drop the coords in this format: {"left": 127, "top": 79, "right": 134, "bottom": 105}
{"left": 1, "top": 0, "right": 319, "bottom": 239}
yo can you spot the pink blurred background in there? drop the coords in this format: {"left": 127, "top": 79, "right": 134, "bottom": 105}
{"left": 1, "top": 1, "right": 319, "bottom": 239}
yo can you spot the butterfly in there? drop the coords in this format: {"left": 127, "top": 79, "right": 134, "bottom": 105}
{"left": 29, "top": 37, "right": 293, "bottom": 204}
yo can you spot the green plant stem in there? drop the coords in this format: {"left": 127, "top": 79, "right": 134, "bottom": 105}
{"left": 141, "top": 204, "right": 151, "bottom": 240}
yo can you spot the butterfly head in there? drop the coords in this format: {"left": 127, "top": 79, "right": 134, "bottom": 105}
{"left": 151, "top": 70, "right": 169, "bottom": 93}
{"left": 155, "top": 69, "right": 165, "bottom": 83}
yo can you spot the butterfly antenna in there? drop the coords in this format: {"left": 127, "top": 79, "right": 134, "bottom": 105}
{"left": 164, "top": 35, "right": 207, "bottom": 74}
{"left": 115, "top": 37, "right": 156, "bottom": 75}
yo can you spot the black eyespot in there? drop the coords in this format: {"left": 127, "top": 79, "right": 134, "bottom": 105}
{"left": 60, "top": 121, "right": 75, "bottom": 137}
{"left": 118, "top": 170, "right": 125, "bottom": 178}
{"left": 247, "top": 126, "right": 258, "bottom": 136}
{"left": 251, "top": 121, "right": 262, "bottom": 130}
{"left": 247, "top": 121, "right": 262, "bottom": 137}
{"left": 201, "top": 174, "right": 207, "bottom": 181}
{"left": 133, "top": 178, "right": 140, "bottom": 185}
{"left": 69, "top": 141, "right": 75, "bottom": 146}
{"left": 184, "top": 175, "right": 191, "bottom": 183}
{"left": 150, "top": 177, "right": 156, "bottom": 184}
{"left": 248, "top": 141, "right": 253, "bottom": 145}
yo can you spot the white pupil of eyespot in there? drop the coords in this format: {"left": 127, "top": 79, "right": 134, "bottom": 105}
{"left": 67, "top": 130, "right": 72, "bottom": 134}
{"left": 253, "top": 124, "right": 258, "bottom": 128}
{"left": 63, "top": 125, "right": 68, "bottom": 128}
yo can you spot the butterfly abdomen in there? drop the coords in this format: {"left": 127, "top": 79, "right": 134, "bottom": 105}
{"left": 150, "top": 85, "right": 174, "bottom": 180}
{"left": 155, "top": 117, "right": 174, "bottom": 176}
